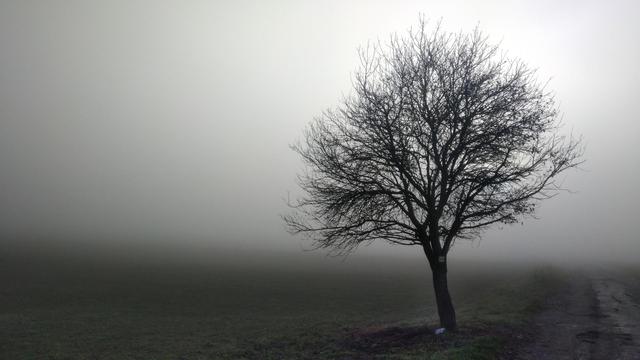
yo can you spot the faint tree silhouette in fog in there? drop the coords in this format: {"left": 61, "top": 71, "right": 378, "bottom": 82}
{"left": 284, "top": 19, "right": 582, "bottom": 331}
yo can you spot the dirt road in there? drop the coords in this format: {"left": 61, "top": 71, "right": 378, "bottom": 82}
{"left": 516, "top": 269, "right": 640, "bottom": 359}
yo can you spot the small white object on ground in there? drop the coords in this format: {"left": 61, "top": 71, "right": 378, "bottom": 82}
{"left": 434, "top": 328, "right": 446, "bottom": 335}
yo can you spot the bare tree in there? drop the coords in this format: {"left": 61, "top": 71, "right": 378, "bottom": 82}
{"left": 284, "top": 20, "right": 582, "bottom": 331}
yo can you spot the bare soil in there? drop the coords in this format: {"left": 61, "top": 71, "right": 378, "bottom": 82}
{"left": 514, "top": 268, "right": 640, "bottom": 360}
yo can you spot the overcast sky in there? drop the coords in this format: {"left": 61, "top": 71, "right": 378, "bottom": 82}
{"left": 1, "top": 0, "right": 638, "bottom": 264}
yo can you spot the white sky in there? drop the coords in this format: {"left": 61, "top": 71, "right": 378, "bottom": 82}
{"left": 0, "top": 0, "right": 639, "bottom": 264}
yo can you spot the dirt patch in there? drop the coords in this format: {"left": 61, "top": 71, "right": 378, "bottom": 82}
{"left": 340, "top": 323, "right": 515, "bottom": 358}
{"left": 343, "top": 324, "right": 436, "bottom": 352}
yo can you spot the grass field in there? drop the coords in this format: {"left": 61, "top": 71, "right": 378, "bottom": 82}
{"left": 0, "top": 252, "right": 563, "bottom": 359}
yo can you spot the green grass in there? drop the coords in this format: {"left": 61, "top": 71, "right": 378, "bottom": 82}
{"left": 0, "top": 255, "right": 564, "bottom": 359}
{"left": 455, "top": 266, "right": 562, "bottom": 325}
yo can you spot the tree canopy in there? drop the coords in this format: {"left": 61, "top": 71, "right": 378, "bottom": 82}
{"left": 286, "top": 21, "right": 582, "bottom": 259}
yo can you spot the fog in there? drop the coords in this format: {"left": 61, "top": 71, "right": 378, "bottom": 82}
{"left": 1, "top": 0, "right": 639, "bottom": 267}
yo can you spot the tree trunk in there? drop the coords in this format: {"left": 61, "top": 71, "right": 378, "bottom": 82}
{"left": 431, "top": 261, "right": 457, "bottom": 331}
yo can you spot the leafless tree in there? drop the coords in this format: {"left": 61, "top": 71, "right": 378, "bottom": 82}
{"left": 284, "top": 20, "right": 582, "bottom": 331}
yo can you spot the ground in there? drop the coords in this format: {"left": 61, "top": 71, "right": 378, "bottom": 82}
{"left": 1, "top": 252, "right": 638, "bottom": 359}
{"left": 514, "top": 266, "right": 640, "bottom": 360}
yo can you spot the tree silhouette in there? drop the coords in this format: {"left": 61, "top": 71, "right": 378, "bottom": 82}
{"left": 285, "top": 20, "right": 582, "bottom": 331}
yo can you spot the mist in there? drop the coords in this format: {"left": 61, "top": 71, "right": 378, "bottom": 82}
{"left": 1, "top": 0, "right": 639, "bottom": 267}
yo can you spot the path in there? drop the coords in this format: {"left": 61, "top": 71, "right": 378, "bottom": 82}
{"left": 516, "top": 269, "right": 640, "bottom": 359}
